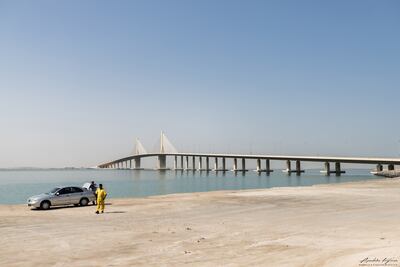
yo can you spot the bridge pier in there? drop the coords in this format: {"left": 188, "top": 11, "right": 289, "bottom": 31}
{"left": 173, "top": 156, "right": 179, "bottom": 170}
{"left": 213, "top": 157, "right": 219, "bottom": 171}
{"left": 181, "top": 156, "right": 184, "bottom": 170}
{"left": 232, "top": 158, "right": 247, "bottom": 172}
{"left": 241, "top": 158, "right": 248, "bottom": 172}
{"left": 335, "top": 162, "right": 345, "bottom": 175}
{"left": 266, "top": 159, "right": 273, "bottom": 173}
{"left": 370, "top": 163, "right": 384, "bottom": 174}
{"left": 198, "top": 157, "right": 203, "bottom": 170}
{"left": 377, "top": 164, "right": 383, "bottom": 172}
{"left": 232, "top": 158, "right": 238, "bottom": 171}
{"left": 206, "top": 157, "right": 211, "bottom": 171}
{"left": 255, "top": 158, "right": 273, "bottom": 173}
{"left": 295, "top": 160, "right": 305, "bottom": 174}
{"left": 320, "top": 162, "right": 345, "bottom": 175}
{"left": 388, "top": 164, "right": 395, "bottom": 171}
{"left": 214, "top": 157, "right": 227, "bottom": 172}
{"left": 157, "top": 155, "right": 168, "bottom": 170}
{"left": 185, "top": 156, "right": 189, "bottom": 170}
{"left": 320, "top": 162, "right": 331, "bottom": 175}
{"left": 134, "top": 158, "right": 143, "bottom": 170}
{"left": 283, "top": 160, "right": 291, "bottom": 174}
{"left": 192, "top": 156, "right": 196, "bottom": 171}
{"left": 283, "top": 160, "right": 303, "bottom": 174}
{"left": 215, "top": 157, "right": 228, "bottom": 171}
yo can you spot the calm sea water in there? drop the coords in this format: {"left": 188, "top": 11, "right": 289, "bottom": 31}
{"left": 0, "top": 168, "right": 381, "bottom": 204}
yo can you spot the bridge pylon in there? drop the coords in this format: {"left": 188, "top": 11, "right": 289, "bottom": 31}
{"left": 132, "top": 138, "right": 147, "bottom": 170}
{"left": 157, "top": 131, "right": 178, "bottom": 170}
{"left": 158, "top": 131, "right": 178, "bottom": 154}
{"left": 134, "top": 138, "right": 147, "bottom": 155}
{"left": 160, "top": 131, "right": 165, "bottom": 154}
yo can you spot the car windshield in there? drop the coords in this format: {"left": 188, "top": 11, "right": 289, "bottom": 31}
{"left": 48, "top": 188, "right": 60, "bottom": 194}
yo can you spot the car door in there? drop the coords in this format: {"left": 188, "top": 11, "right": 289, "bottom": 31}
{"left": 53, "top": 187, "right": 71, "bottom": 206}
{"left": 69, "top": 187, "right": 84, "bottom": 204}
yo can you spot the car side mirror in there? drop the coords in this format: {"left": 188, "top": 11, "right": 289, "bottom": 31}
{"left": 55, "top": 192, "right": 60, "bottom": 196}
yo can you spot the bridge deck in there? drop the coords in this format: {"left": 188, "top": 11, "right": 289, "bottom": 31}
{"left": 98, "top": 153, "right": 400, "bottom": 168}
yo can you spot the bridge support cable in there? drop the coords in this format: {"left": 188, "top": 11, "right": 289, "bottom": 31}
{"left": 159, "top": 131, "right": 178, "bottom": 154}
{"left": 134, "top": 138, "right": 147, "bottom": 155}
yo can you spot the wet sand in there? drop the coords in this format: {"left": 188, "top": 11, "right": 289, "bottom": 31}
{"left": 1, "top": 178, "right": 400, "bottom": 267}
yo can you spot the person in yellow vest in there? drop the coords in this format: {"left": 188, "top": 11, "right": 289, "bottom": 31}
{"left": 95, "top": 184, "right": 107, "bottom": 214}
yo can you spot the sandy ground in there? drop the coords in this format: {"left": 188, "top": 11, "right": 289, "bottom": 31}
{"left": 1, "top": 179, "right": 400, "bottom": 267}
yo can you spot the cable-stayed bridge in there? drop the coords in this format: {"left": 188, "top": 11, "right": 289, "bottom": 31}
{"left": 97, "top": 132, "right": 400, "bottom": 175}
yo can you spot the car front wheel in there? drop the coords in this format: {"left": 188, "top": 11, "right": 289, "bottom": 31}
{"left": 79, "top": 198, "right": 89, "bottom": 206}
{"left": 40, "top": 201, "right": 51, "bottom": 210}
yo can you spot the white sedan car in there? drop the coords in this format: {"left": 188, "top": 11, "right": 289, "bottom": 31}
{"left": 27, "top": 186, "right": 96, "bottom": 210}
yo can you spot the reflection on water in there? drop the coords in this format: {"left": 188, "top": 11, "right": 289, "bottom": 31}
{"left": 0, "top": 168, "right": 379, "bottom": 204}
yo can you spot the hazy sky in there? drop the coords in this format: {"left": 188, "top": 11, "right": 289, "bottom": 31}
{"left": 0, "top": 0, "right": 399, "bottom": 168}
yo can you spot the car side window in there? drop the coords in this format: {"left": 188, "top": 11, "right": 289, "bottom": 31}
{"left": 71, "top": 187, "right": 83, "bottom": 193}
{"left": 58, "top": 188, "right": 71, "bottom": 195}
